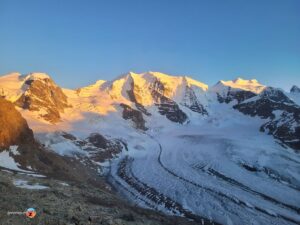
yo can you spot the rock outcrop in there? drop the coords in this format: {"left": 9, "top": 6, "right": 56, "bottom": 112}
{"left": 15, "top": 73, "right": 69, "bottom": 123}
{"left": 216, "top": 87, "right": 257, "bottom": 104}
{"left": 234, "top": 88, "right": 300, "bottom": 150}
{"left": 120, "top": 103, "right": 147, "bottom": 130}
{"left": 181, "top": 85, "right": 208, "bottom": 115}
{"left": 0, "top": 97, "right": 34, "bottom": 149}
{"left": 149, "top": 79, "right": 188, "bottom": 124}
{"left": 291, "top": 85, "right": 300, "bottom": 94}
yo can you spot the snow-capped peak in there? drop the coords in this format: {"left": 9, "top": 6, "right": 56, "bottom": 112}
{"left": 183, "top": 76, "right": 208, "bottom": 91}
{"left": 147, "top": 71, "right": 207, "bottom": 88}
{"left": 99, "top": 71, "right": 208, "bottom": 104}
{"left": 212, "top": 77, "right": 266, "bottom": 94}
{"left": 23, "top": 72, "right": 51, "bottom": 81}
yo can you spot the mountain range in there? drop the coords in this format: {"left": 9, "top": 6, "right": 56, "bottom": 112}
{"left": 1, "top": 71, "right": 299, "bottom": 150}
{"left": 0, "top": 71, "right": 299, "bottom": 225}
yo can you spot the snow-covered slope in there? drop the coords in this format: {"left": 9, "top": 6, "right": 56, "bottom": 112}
{"left": 0, "top": 72, "right": 24, "bottom": 101}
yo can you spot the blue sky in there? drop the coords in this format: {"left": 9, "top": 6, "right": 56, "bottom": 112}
{"left": 0, "top": 0, "right": 299, "bottom": 90}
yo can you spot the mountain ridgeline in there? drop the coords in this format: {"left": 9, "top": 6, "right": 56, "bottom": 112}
{"left": 0, "top": 72, "right": 299, "bottom": 151}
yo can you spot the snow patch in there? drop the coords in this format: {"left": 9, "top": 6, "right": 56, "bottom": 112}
{"left": 13, "top": 179, "right": 49, "bottom": 190}
{"left": 0, "top": 150, "right": 27, "bottom": 172}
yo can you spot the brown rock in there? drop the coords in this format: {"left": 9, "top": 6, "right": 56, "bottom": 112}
{"left": 15, "top": 77, "right": 70, "bottom": 123}
{"left": 0, "top": 97, "right": 34, "bottom": 149}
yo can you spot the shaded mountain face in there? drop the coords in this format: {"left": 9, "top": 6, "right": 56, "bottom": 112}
{"left": 148, "top": 78, "right": 188, "bottom": 124}
{"left": 120, "top": 103, "right": 148, "bottom": 130}
{"left": 216, "top": 86, "right": 256, "bottom": 104}
{"left": 210, "top": 79, "right": 300, "bottom": 150}
{"left": 211, "top": 78, "right": 265, "bottom": 104}
{"left": 0, "top": 97, "right": 34, "bottom": 149}
{"left": 291, "top": 85, "right": 300, "bottom": 94}
{"left": 182, "top": 85, "right": 208, "bottom": 115}
{"left": 233, "top": 88, "right": 300, "bottom": 150}
{"left": 234, "top": 88, "right": 296, "bottom": 118}
{"left": 14, "top": 73, "right": 69, "bottom": 123}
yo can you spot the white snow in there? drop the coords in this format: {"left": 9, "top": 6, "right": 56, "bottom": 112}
{"left": 0, "top": 147, "right": 44, "bottom": 176}
{"left": 0, "top": 147, "right": 28, "bottom": 172}
{"left": 37, "top": 132, "right": 88, "bottom": 156}
{"left": 24, "top": 72, "right": 50, "bottom": 81}
{"left": 59, "top": 182, "right": 69, "bottom": 186}
{"left": 9, "top": 145, "right": 20, "bottom": 155}
{"left": 0, "top": 72, "right": 24, "bottom": 101}
{"left": 211, "top": 77, "right": 266, "bottom": 94}
{"left": 13, "top": 179, "right": 49, "bottom": 190}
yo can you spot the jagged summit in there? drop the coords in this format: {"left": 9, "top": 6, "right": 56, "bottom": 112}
{"left": 260, "top": 87, "right": 294, "bottom": 103}
{"left": 98, "top": 71, "right": 208, "bottom": 102}
{"left": 212, "top": 77, "right": 265, "bottom": 94}
{"left": 97, "top": 71, "right": 209, "bottom": 123}
{"left": 108, "top": 71, "right": 208, "bottom": 90}
{"left": 22, "top": 72, "right": 51, "bottom": 81}
{"left": 0, "top": 72, "right": 69, "bottom": 123}
{"left": 210, "top": 77, "right": 266, "bottom": 104}
{"left": 291, "top": 85, "right": 300, "bottom": 93}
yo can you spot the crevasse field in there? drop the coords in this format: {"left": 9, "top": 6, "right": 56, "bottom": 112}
{"left": 109, "top": 104, "right": 300, "bottom": 225}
